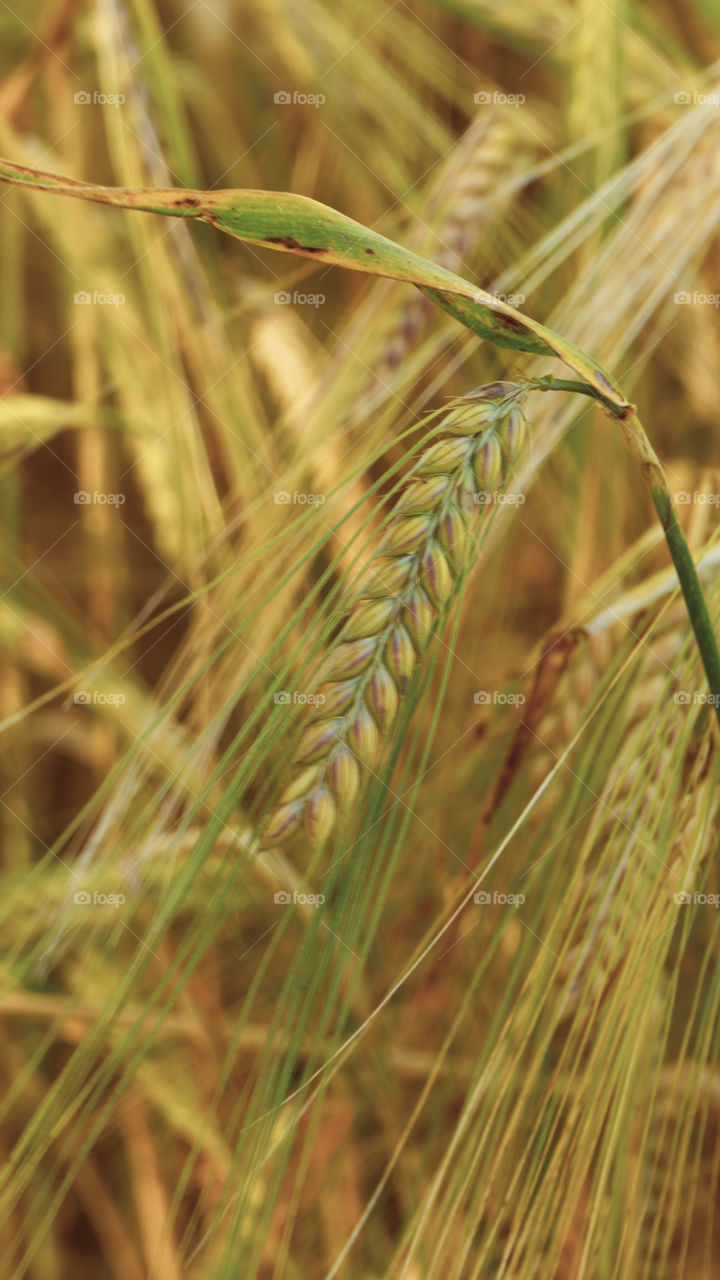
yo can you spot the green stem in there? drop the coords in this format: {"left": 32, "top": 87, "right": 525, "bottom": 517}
{"left": 534, "top": 376, "right": 623, "bottom": 414}
{"left": 538, "top": 378, "right": 720, "bottom": 728}
{"left": 648, "top": 482, "right": 720, "bottom": 725}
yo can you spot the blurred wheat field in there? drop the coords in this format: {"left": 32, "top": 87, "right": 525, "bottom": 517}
{"left": 1, "top": 2, "right": 720, "bottom": 1277}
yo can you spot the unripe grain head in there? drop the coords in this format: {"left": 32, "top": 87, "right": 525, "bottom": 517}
{"left": 259, "top": 382, "right": 531, "bottom": 848}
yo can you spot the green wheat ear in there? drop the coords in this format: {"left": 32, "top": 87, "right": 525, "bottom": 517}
{"left": 260, "top": 382, "right": 531, "bottom": 849}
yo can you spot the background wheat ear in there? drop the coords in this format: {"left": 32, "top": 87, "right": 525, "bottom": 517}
{"left": 260, "top": 382, "right": 531, "bottom": 849}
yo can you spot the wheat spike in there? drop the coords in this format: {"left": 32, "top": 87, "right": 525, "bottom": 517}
{"left": 526, "top": 591, "right": 719, "bottom": 1022}
{"left": 261, "top": 382, "right": 531, "bottom": 848}
{"left": 360, "top": 110, "right": 531, "bottom": 396}
{"left": 627, "top": 1062, "right": 720, "bottom": 1276}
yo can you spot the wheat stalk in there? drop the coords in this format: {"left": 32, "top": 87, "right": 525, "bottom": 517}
{"left": 260, "top": 381, "right": 530, "bottom": 847}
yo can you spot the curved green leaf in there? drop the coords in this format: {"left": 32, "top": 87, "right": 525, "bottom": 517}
{"left": 0, "top": 156, "right": 631, "bottom": 413}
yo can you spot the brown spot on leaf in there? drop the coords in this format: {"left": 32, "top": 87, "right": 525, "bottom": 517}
{"left": 264, "top": 235, "right": 324, "bottom": 253}
{"left": 498, "top": 314, "right": 527, "bottom": 333}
